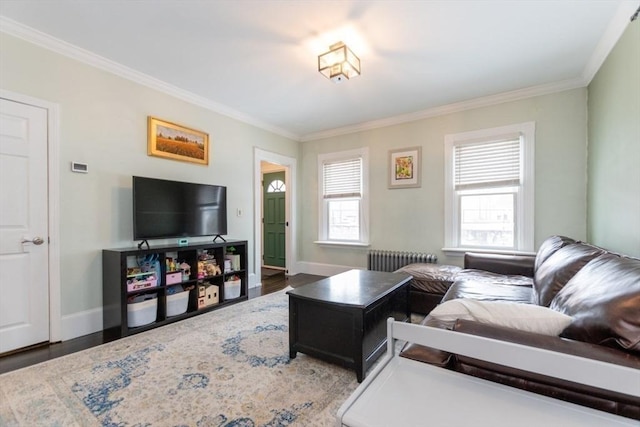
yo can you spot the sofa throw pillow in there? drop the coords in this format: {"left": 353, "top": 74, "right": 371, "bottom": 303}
{"left": 430, "top": 299, "right": 573, "bottom": 336}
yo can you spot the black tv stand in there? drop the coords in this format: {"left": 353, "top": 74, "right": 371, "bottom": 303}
{"left": 103, "top": 239, "right": 248, "bottom": 338}
{"left": 137, "top": 240, "right": 150, "bottom": 250}
{"left": 213, "top": 235, "right": 226, "bottom": 243}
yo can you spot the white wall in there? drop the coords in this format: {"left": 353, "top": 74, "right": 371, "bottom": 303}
{"left": 0, "top": 33, "right": 299, "bottom": 338}
{"left": 299, "top": 88, "right": 589, "bottom": 271}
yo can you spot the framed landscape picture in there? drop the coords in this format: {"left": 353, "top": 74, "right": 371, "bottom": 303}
{"left": 389, "top": 146, "right": 421, "bottom": 189}
{"left": 148, "top": 117, "right": 209, "bottom": 165}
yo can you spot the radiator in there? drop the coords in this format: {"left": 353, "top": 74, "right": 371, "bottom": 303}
{"left": 367, "top": 250, "right": 437, "bottom": 272}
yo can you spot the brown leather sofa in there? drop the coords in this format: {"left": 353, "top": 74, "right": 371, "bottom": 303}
{"left": 400, "top": 235, "right": 640, "bottom": 420}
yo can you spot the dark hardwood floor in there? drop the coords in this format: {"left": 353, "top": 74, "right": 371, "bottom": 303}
{"left": 0, "top": 271, "right": 324, "bottom": 375}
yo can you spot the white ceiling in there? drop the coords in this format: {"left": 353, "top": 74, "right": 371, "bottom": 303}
{"left": 0, "top": 1, "right": 637, "bottom": 141}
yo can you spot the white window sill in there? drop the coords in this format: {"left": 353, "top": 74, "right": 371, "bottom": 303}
{"left": 442, "top": 247, "right": 536, "bottom": 257}
{"left": 314, "top": 240, "right": 370, "bottom": 248}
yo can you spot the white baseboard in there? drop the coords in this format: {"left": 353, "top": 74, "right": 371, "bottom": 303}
{"left": 296, "top": 261, "right": 361, "bottom": 277}
{"left": 60, "top": 307, "right": 103, "bottom": 341}
{"left": 248, "top": 272, "right": 260, "bottom": 289}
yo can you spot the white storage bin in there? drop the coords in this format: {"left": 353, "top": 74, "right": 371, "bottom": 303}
{"left": 127, "top": 295, "right": 157, "bottom": 327}
{"left": 166, "top": 290, "right": 189, "bottom": 316}
{"left": 225, "top": 279, "right": 241, "bottom": 300}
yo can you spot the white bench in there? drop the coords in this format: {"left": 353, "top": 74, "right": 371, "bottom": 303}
{"left": 337, "top": 319, "right": 640, "bottom": 427}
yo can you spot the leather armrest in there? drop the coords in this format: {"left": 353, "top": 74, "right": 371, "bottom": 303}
{"left": 464, "top": 252, "right": 535, "bottom": 277}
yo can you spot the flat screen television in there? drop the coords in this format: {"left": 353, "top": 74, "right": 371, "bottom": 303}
{"left": 133, "top": 176, "right": 227, "bottom": 243}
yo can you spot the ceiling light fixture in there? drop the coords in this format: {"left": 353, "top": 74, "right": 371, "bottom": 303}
{"left": 318, "top": 41, "right": 361, "bottom": 83}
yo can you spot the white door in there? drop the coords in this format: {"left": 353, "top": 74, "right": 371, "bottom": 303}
{"left": 0, "top": 98, "right": 50, "bottom": 354}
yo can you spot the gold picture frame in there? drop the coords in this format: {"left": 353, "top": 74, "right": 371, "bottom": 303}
{"left": 147, "top": 116, "right": 209, "bottom": 165}
{"left": 389, "top": 146, "right": 421, "bottom": 189}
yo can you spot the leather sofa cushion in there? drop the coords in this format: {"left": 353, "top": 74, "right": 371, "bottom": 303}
{"left": 533, "top": 242, "right": 605, "bottom": 306}
{"left": 400, "top": 317, "right": 456, "bottom": 367}
{"left": 394, "top": 263, "right": 461, "bottom": 295}
{"left": 551, "top": 254, "right": 640, "bottom": 353}
{"left": 453, "top": 319, "right": 640, "bottom": 368}
{"left": 442, "top": 279, "right": 533, "bottom": 304}
{"left": 455, "top": 363, "right": 639, "bottom": 419}
{"left": 534, "top": 235, "right": 576, "bottom": 272}
{"left": 453, "top": 269, "right": 533, "bottom": 286}
{"left": 453, "top": 320, "right": 640, "bottom": 420}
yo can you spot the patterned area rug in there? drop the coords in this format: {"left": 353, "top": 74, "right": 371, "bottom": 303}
{"left": 0, "top": 288, "right": 361, "bottom": 426}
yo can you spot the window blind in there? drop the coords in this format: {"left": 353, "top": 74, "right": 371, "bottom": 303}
{"left": 323, "top": 157, "right": 362, "bottom": 198}
{"left": 454, "top": 137, "right": 521, "bottom": 191}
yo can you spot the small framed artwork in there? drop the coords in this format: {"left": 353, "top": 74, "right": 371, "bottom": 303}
{"left": 148, "top": 116, "right": 209, "bottom": 165}
{"left": 389, "top": 146, "right": 421, "bottom": 189}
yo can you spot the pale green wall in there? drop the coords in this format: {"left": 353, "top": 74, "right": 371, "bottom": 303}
{"left": 301, "top": 89, "right": 589, "bottom": 268}
{"left": 587, "top": 20, "right": 640, "bottom": 257}
{"left": 2, "top": 25, "right": 616, "bottom": 331}
{"left": 0, "top": 33, "right": 299, "bottom": 318}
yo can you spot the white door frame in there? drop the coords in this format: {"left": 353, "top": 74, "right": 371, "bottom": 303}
{"left": 1, "top": 89, "right": 61, "bottom": 343}
{"left": 254, "top": 148, "right": 297, "bottom": 286}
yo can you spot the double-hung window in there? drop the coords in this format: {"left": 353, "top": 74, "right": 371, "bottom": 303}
{"left": 317, "top": 148, "right": 369, "bottom": 245}
{"left": 444, "top": 122, "right": 535, "bottom": 253}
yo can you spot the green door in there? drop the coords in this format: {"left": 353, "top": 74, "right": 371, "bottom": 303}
{"left": 263, "top": 172, "right": 286, "bottom": 268}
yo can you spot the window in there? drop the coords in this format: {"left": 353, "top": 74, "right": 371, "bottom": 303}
{"left": 267, "top": 179, "right": 285, "bottom": 193}
{"left": 444, "top": 122, "right": 535, "bottom": 253}
{"left": 317, "top": 148, "right": 369, "bottom": 245}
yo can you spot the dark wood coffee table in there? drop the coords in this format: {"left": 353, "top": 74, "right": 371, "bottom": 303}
{"left": 287, "top": 269, "right": 412, "bottom": 382}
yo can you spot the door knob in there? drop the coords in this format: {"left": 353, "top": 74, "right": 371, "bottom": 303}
{"left": 22, "top": 236, "right": 45, "bottom": 245}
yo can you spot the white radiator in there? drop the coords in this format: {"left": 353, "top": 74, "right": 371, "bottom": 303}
{"left": 367, "top": 250, "right": 437, "bottom": 272}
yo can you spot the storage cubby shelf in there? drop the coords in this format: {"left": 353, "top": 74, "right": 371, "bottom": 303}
{"left": 103, "top": 239, "right": 248, "bottom": 338}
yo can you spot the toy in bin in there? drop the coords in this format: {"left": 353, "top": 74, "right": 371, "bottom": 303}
{"left": 126, "top": 267, "right": 158, "bottom": 292}
{"left": 180, "top": 262, "right": 191, "bottom": 281}
{"left": 137, "top": 254, "right": 162, "bottom": 284}
{"left": 197, "top": 282, "right": 219, "bottom": 309}
{"left": 198, "top": 258, "right": 221, "bottom": 278}
{"left": 165, "top": 257, "right": 184, "bottom": 285}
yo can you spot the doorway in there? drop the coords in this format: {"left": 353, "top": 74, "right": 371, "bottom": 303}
{"left": 0, "top": 90, "right": 61, "bottom": 354}
{"left": 253, "top": 148, "right": 297, "bottom": 288}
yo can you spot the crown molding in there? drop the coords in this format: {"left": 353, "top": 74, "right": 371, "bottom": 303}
{"left": 299, "top": 2, "right": 638, "bottom": 142}
{"left": 582, "top": 1, "right": 639, "bottom": 84}
{"left": 2, "top": 2, "right": 634, "bottom": 145}
{"left": 0, "top": 16, "right": 299, "bottom": 141}
{"left": 300, "top": 77, "right": 586, "bottom": 142}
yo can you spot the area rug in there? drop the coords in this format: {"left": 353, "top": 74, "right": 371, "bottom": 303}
{"left": 0, "top": 288, "right": 360, "bottom": 426}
